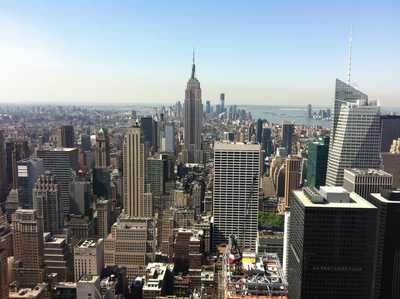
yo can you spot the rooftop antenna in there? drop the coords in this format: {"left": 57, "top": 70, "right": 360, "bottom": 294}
{"left": 347, "top": 25, "right": 353, "bottom": 85}
{"left": 191, "top": 48, "right": 195, "bottom": 79}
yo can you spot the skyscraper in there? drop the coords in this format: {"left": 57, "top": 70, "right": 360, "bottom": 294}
{"left": 220, "top": 93, "right": 225, "bottom": 112}
{"left": 205, "top": 100, "right": 211, "bottom": 114}
{"left": 12, "top": 209, "right": 45, "bottom": 288}
{"left": 288, "top": 187, "right": 377, "bottom": 299}
{"left": 59, "top": 125, "right": 75, "bottom": 148}
{"left": 141, "top": 116, "right": 158, "bottom": 153}
{"left": 94, "top": 128, "right": 110, "bottom": 169}
{"left": 96, "top": 198, "right": 111, "bottom": 239}
{"left": 306, "top": 136, "right": 329, "bottom": 188}
{"left": 368, "top": 190, "right": 400, "bottom": 299}
{"left": 281, "top": 122, "right": 294, "bottom": 155}
{"left": 0, "top": 131, "right": 6, "bottom": 204}
{"left": 343, "top": 168, "right": 393, "bottom": 200}
{"left": 261, "top": 127, "right": 273, "bottom": 156}
{"left": 123, "top": 125, "right": 152, "bottom": 218}
{"left": 256, "top": 119, "right": 263, "bottom": 144}
{"left": 183, "top": 55, "right": 203, "bottom": 163}
{"left": 32, "top": 171, "right": 63, "bottom": 234}
{"left": 17, "top": 158, "right": 44, "bottom": 209}
{"left": 164, "top": 124, "right": 176, "bottom": 153}
{"left": 37, "top": 148, "right": 79, "bottom": 214}
{"left": 380, "top": 115, "right": 400, "bottom": 152}
{"left": 213, "top": 143, "right": 260, "bottom": 250}
{"left": 326, "top": 98, "right": 382, "bottom": 186}
{"left": 284, "top": 155, "right": 302, "bottom": 208}
{"left": 0, "top": 248, "right": 8, "bottom": 299}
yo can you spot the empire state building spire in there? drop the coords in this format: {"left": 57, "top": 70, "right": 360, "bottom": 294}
{"left": 191, "top": 49, "right": 195, "bottom": 79}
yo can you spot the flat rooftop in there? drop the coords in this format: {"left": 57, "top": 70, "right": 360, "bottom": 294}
{"left": 214, "top": 142, "right": 261, "bottom": 151}
{"left": 295, "top": 189, "right": 377, "bottom": 209}
{"left": 345, "top": 168, "right": 392, "bottom": 177}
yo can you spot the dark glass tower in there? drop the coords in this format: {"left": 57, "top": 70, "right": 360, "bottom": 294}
{"left": 306, "top": 136, "right": 329, "bottom": 188}
{"left": 288, "top": 187, "right": 377, "bottom": 299}
{"left": 282, "top": 123, "right": 294, "bottom": 155}
{"left": 380, "top": 115, "right": 400, "bottom": 152}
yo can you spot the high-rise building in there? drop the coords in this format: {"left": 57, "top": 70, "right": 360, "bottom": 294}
{"left": 380, "top": 115, "right": 400, "bottom": 152}
{"left": 43, "top": 232, "right": 73, "bottom": 282}
{"left": 343, "top": 168, "right": 393, "bottom": 200}
{"left": 306, "top": 136, "right": 329, "bottom": 188}
{"left": 261, "top": 127, "right": 273, "bottom": 156}
{"left": 37, "top": 148, "right": 79, "bottom": 214}
{"left": 205, "top": 100, "right": 211, "bottom": 114}
{"left": 331, "top": 79, "right": 369, "bottom": 139}
{"left": 326, "top": 99, "right": 381, "bottom": 186}
{"left": 0, "top": 131, "right": 6, "bottom": 204}
{"left": 256, "top": 119, "right": 263, "bottom": 144}
{"left": 213, "top": 143, "right": 260, "bottom": 250}
{"left": 32, "top": 172, "right": 63, "bottom": 234}
{"left": 307, "top": 104, "right": 312, "bottom": 119}
{"left": 164, "top": 124, "right": 176, "bottom": 153}
{"left": 368, "top": 190, "right": 400, "bottom": 299}
{"left": 94, "top": 128, "right": 110, "bottom": 168}
{"left": 220, "top": 93, "right": 225, "bottom": 112}
{"left": 183, "top": 56, "right": 203, "bottom": 163}
{"left": 80, "top": 133, "right": 92, "bottom": 152}
{"left": 123, "top": 125, "right": 152, "bottom": 218}
{"left": 71, "top": 176, "right": 92, "bottom": 215}
{"left": 96, "top": 198, "right": 111, "bottom": 239}
{"left": 17, "top": 158, "right": 44, "bottom": 209}
{"left": 0, "top": 248, "right": 8, "bottom": 299}
{"left": 288, "top": 187, "right": 377, "bottom": 299}
{"left": 12, "top": 209, "right": 45, "bottom": 288}
{"left": 382, "top": 152, "right": 400, "bottom": 188}
{"left": 104, "top": 216, "right": 156, "bottom": 282}
{"left": 281, "top": 123, "right": 294, "bottom": 155}
{"left": 284, "top": 155, "right": 302, "bottom": 208}
{"left": 74, "top": 239, "right": 104, "bottom": 282}
{"left": 141, "top": 116, "right": 158, "bottom": 153}
{"left": 59, "top": 125, "right": 75, "bottom": 148}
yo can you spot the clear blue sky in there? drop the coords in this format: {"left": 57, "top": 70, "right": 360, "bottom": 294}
{"left": 0, "top": 0, "right": 398, "bottom": 106}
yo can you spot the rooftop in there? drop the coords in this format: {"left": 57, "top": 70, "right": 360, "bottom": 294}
{"left": 297, "top": 188, "right": 377, "bottom": 209}
{"left": 76, "top": 239, "right": 100, "bottom": 248}
{"left": 214, "top": 142, "right": 261, "bottom": 151}
{"left": 344, "top": 168, "right": 392, "bottom": 177}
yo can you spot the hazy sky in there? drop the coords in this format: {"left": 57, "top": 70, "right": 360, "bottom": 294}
{"left": 0, "top": 1, "right": 398, "bottom": 106}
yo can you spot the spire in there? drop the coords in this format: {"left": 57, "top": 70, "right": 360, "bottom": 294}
{"left": 191, "top": 49, "right": 195, "bottom": 79}
{"left": 347, "top": 25, "right": 353, "bottom": 85}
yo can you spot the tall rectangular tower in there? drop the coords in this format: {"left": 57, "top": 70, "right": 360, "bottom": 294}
{"left": 123, "top": 125, "right": 152, "bottom": 218}
{"left": 326, "top": 100, "right": 381, "bottom": 186}
{"left": 284, "top": 155, "right": 302, "bottom": 208}
{"left": 37, "top": 147, "right": 79, "bottom": 214}
{"left": 12, "top": 209, "right": 45, "bottom": 288}
{"left": 307, "top": 136, "right": 329, "bottom": 188}
{"left": 33, "top": 171, "right": 63, "bottom": 234}
{"left": 213, "top": 142, "right": 260, "bottom": 250}
{"left": 288, "top": 187, "right": 377, "bottom": 299}
{"left": 17, "top": 158, "right": 44, "bottom": 209}
{"left": 282, "top": 122, "right": 294, "bottom": 155}
{"left": 59, "top": 125, "right": 75, "bottom": 148}
{"left": 369, "top": 190, "right": 400, "bottom": 299}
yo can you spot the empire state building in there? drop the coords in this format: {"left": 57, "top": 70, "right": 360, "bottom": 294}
{"left": 183, "top": 55, "right": 203, "bottom": 163}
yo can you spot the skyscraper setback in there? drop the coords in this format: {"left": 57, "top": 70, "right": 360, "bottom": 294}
{"left": 183, "top": 56, "right": 203, "bottom": 163}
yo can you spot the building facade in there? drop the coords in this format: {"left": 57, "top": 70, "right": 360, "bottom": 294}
{"left": 213, "top": 143, "right": 260, "bottom": 250}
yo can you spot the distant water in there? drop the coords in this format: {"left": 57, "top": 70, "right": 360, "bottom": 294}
{"left": 241, "top": 105, "right": 332, "bottom": 128}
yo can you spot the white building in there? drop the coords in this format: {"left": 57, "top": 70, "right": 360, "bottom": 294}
{"left": 74, "top": 239, "right": 104, "bottom": 282}
{"left": 326, "top": 97, "right": 381, "bottom": 186}
{"left": 213, "top": 142, "right": 261, "bottom": 250}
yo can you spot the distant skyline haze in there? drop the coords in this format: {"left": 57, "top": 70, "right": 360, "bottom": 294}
{"left": 0, "top": 1, "right": 398, "bottom": 106}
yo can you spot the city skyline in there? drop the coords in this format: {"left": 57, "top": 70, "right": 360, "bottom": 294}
{"left": 0, "top": 1, "right": 399, "bottom": 106}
